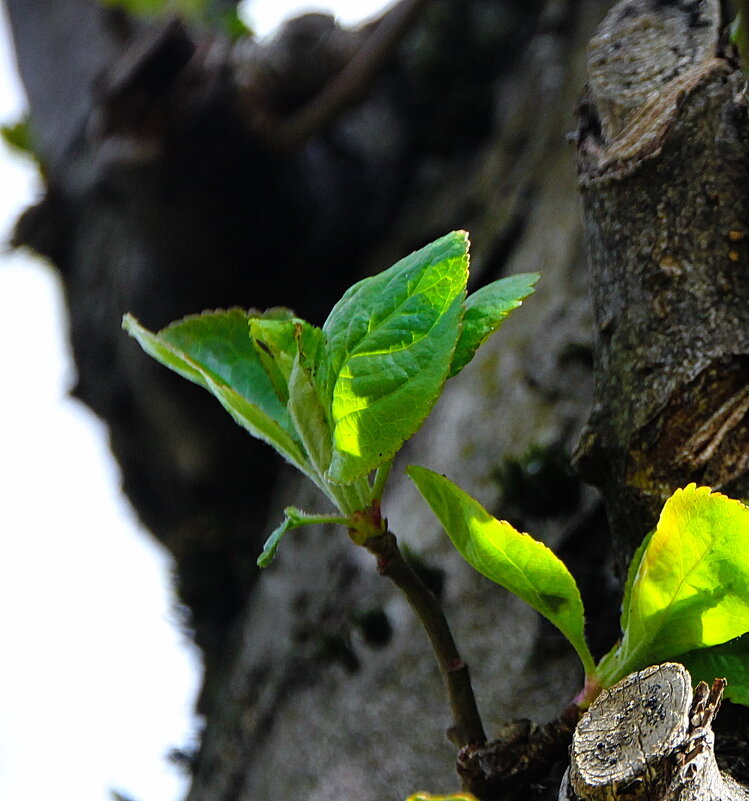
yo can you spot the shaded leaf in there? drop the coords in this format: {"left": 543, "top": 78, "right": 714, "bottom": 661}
{"left": 99, "top": 0, "right": 210, "bottom": 21}
{"left": 323, "top": 232, "right": 469, "bottom": 483}
{"left": 408, "top": 466, "right": 595, "bottom": 676}
{"left": 123, "top": 310, "right": 309, "bottom": 475}
{"left": 599, "top": 485, "right": 749, "bottom": 685}
{"left": 449, "top": 272, "right": 539, "bottom": 377}
{"left": 681, "top": 634, "right": 749, "bottom": 706}
{"left": 249, "top": 314, "right": 323, "bottom": 405}
{"left": 1, "top": 115, "right": 37, "bottom": 162}
{"left": 287, "top": 353, "right": 332, "bottom": 478}
{"left": 620, "top": 528, "right": 655, "bottom": 639}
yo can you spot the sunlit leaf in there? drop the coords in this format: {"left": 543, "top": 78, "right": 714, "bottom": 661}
{"left": 598, "top": 485, "right": 749, "bottom": 685}
{"left": 323, "top": 232, "right": 469, "bottom": 483}
{"left": 449, "top": 272, "right": 539, "bottom": 377}
{"left": 408, "top": 466, "right": 595, "bottom": 676}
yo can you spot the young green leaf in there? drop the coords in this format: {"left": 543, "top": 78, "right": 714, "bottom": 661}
{"left": 287, "top": 353, "right": 333, "bottom": 479}
{"left": 598, "top": 485, "right": 749, "bottom": 685}
{"left": 408, "top": 466, "right": 596, "bottom": 676}
{"left": 246, "top": 311, "right": 296, "bottom": 403}
{"left": 249, "top": 315, "right": 324, "bottom": 398}
{"left": 123, "top": 310, "right": 309, "bottom": 475}
{"left": 680, "top": 634, "right": 749, "bottom": 706}
{"left": 449, "top": 272, "right": 539, "bottom": 378}
{"left": 258, "top": 508, "right": 351, "bottom": 567}
{"left": 594, "top": 526, "right": 656, "bottom": 684}
{"left": 323, "top": 232, "right": 469, "bottom": 483}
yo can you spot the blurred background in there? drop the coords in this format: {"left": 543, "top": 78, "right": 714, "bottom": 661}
{"left": 0, "top": 3, "right": 390, "bottom": 800}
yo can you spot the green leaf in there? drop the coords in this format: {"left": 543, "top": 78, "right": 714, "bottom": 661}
{"left": 123, "top": 310, "right": 310, "bottom": 475}
{"left": 449, "top": 272, "right": 539, "bottom": 377}
{"left": 287, "top": 353, "right": 332, "bottom": 478}
{"left": 1, "top": 116, "right": 38, "bottom": 162}
{"left": 249, "top": 314, "right": 323, "bottom": 405}
{"left": 599, "top": 485, "right": 749, "bottom": 685}
{"left": 408, "top": 466, "right": 595, "bottom": 676}
{"left": 257, "top": 507, "right": 351, "bottom": 568}
{"left": 323, "top": 232, "right": 469, "bottom": 483}
{"left": 99, "top": 0, "right": 210, "bottom": 21}
{"left": 681, "top": 634, "right": 749, "bottom": 706}
{"left": 619, "top": 527, "right": 655, "bottom": 639}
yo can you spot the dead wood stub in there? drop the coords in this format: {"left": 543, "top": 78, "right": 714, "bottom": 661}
{"left": 560, "top": 664, "right": 749, "bottom": 801}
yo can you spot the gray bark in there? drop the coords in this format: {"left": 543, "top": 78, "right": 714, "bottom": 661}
{"left": 558, "top": 2, "right": 749, "bottom": 800}
{"left": 573, "top": 0, "right": 749, "bottom": 569}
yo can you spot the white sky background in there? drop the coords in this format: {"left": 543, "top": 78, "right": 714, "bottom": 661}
{"left": 0, "top": 2, "right": 389, "bottom": 801}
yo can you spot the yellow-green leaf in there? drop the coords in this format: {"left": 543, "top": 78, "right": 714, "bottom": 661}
{"left": 408, "top": 466, "right": 595, "bottom": 676}
{"left": 406, "top": 794, "right": 480, "bottom": 801}
{"left": 449, "top": 272, "right": 539, "bottom": 377}
{"left": 599, "top": 485, "right": 749, "bottom": 685}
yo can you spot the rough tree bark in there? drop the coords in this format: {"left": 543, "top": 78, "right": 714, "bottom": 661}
{"left": 565, "top": 1, "right": 749, "bottom": 799}
{"left": 574, "top": 0, "right": 749, "bottom": 571}
{"left": 4, "top": 0, "right": 747, "bottom": 799}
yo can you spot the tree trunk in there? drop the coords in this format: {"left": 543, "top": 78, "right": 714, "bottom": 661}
{"left": 563, "top": 1, "right": 749, "bottom": 800}
{"left": 573, "top": 0, "right": 749, "bottom": 572}
{"left": 7, "top": 0, "right": 747, "bottom": 800}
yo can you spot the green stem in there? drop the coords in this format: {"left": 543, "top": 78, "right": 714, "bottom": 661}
{"left": 371, "top": 458, "right": 394, "bottom": 502}
{"left": 365, "top": 530, "right": 486, "bottom": 748}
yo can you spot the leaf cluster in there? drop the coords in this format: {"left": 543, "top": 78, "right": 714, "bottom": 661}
{"left": 124, "top": 231, "right": 538, "bottom": 564}
{"left": 411, "top": 472, "right": 749, "bottom": 705}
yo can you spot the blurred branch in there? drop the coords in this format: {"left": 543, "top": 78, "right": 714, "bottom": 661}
{"left": 241, "top": 0, "right": 431, "bottom": 150}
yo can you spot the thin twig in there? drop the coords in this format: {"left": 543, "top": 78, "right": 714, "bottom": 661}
{"left": 262, "top": 0, "right": 431, "bottom": 150}
{"left": 365, "top": 530, "right": 487, "bottom": 748}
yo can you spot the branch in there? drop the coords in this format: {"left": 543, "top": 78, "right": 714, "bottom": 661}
{"left": 364, "top": 530, "right": 487, "bottom": 749}
{"left": 238, "top": 0, "right": 431, "bottom": 150}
